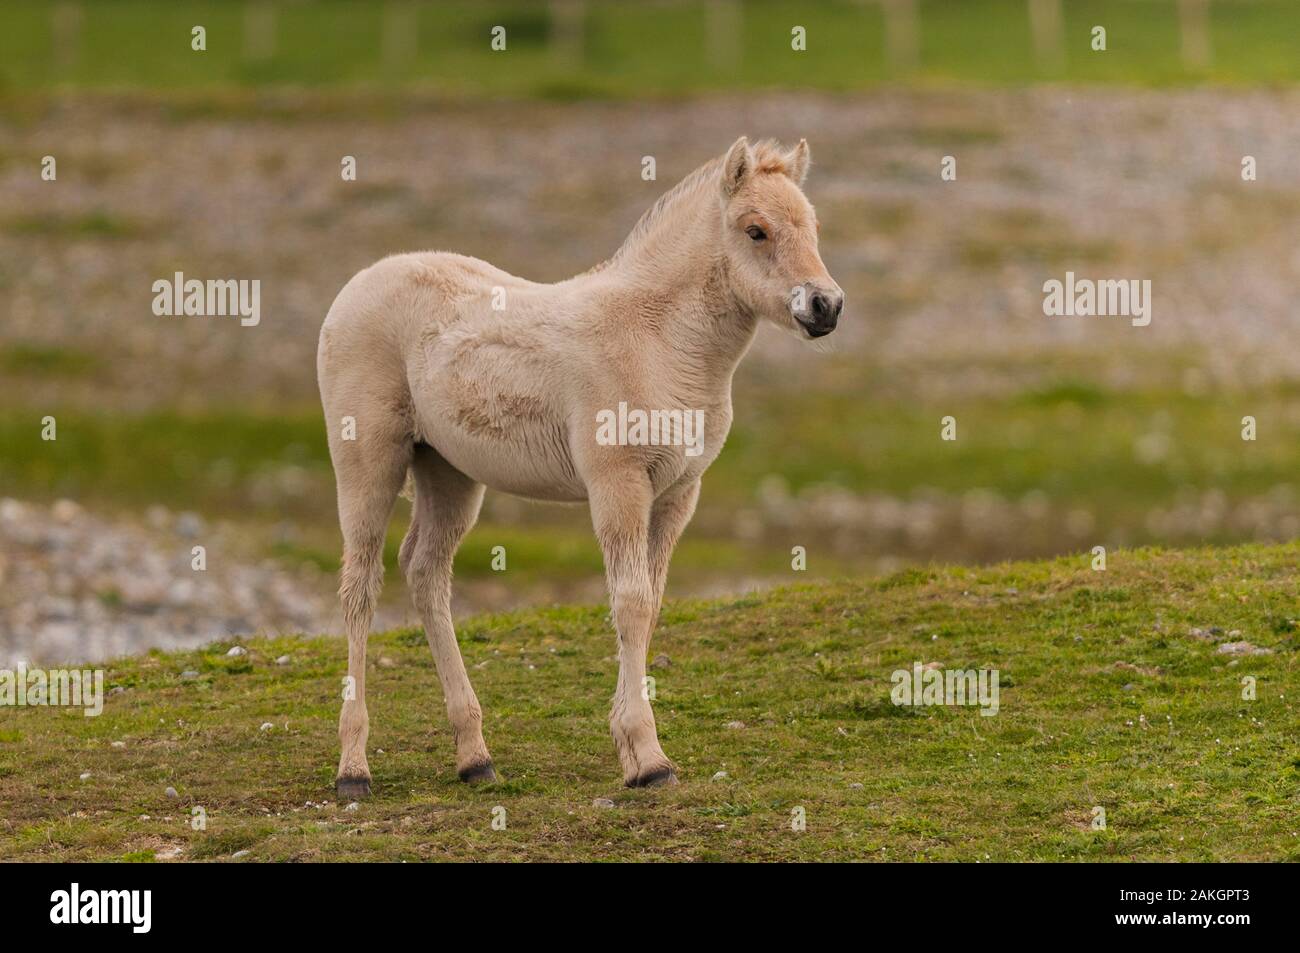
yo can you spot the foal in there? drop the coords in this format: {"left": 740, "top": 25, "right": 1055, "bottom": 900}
{"left": 318, "top": 137, "right": 843, "bottom": 796}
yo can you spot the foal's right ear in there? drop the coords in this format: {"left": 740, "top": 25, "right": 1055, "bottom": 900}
{"left": 720, "top": 136, "right": 754, "bottom": 198}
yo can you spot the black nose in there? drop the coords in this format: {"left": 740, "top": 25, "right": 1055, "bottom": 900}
{"left": 811, "top": 290, "right": 843, "bottom": 328}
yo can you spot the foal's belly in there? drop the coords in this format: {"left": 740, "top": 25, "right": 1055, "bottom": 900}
{"left": 410, "top": 306, "right": 590, "bottom": 501}
{"left": 422, "top": 418, "right": 589, "bottom": 503}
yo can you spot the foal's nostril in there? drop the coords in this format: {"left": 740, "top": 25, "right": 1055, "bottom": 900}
{"left": 810, "top": 291, "right": 841, "bottom": 327}
{"left": 811, "top": 292, "right": 832, "bottom": 321}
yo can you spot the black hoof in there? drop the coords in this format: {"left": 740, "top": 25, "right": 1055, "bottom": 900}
{"left": 628, "top": 766, "right": 679, "bottom": 788}
{"left": 336, "top": 776, "right": 371, "bottom": 800}
{"left": 458, "top": 760, "right": 497, "bottom": 784}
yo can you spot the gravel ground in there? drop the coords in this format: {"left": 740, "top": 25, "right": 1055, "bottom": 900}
{"left": 0, "top": 498, "right": 338, "bottom": 667}
{"left": 3, "top": 88, "right": 1299, "bottom": 409}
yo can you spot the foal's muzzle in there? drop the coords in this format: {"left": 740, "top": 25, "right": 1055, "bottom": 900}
{"left": 793, "top": 284, "right": 844, "bottom": 338}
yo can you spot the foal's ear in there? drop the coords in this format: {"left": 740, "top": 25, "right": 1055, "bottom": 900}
{"left": 721, "top": 136, "right": 754, "bottom": 197}
{"left": 785, "top": 139, "right": 811, "bottom": 186}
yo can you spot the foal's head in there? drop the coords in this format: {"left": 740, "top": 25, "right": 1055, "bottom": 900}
{"left": 717, "top": 137, "right": 844, "bottom": 339}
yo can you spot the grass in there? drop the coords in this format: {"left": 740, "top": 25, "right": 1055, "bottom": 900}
{"left": 1, "top": 541, "right": 1296, "bottom": 861}
{"left": 2, "top": 0, "right": 1299, "bottom": 96}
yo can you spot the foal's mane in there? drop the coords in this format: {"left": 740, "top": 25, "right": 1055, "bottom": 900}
{"left": 586, "top": 139, "right": 795, "bottom": 275}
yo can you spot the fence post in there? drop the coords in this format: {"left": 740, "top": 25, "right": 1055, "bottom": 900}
{"left": 381, "top": 1, "right": 419, "bottom": 73}
{"left": 52, "top": 1, "right": 82, "bottom": 73}
{"left": 549, "top": 0, "right": 586, "bottom": 68}
{"left": 243, "top": 1, "right": 277, "bottom": 63}
{"left": 1028, "top": 0, "right": 1064, "bottom": 73}
{"left": 705, "top": 0, "right": 742, "bottom": 73}
{"left": 882, "top": 0, "right": 919, "bottom": 74}
{"left": 1178, "top": 0, "right": 1212, "bottom": 70}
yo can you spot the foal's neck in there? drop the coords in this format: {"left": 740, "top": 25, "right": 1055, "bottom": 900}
{"left": 604, "top": 191, "right": 757, "bottom": 385}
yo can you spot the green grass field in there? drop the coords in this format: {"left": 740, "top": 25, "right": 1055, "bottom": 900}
{"left": 2, "top": 0, "right": 1299, "bottom": 96}
{"left": 1, "top": 542, "right": 1295, "bottom": 861}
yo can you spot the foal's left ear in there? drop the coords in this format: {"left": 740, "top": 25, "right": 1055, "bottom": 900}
{"left": 721, "top": 136, "right": 754, "bottom": 197}
{"left": 785, "top": 139, "right": 811, "bottom": 186}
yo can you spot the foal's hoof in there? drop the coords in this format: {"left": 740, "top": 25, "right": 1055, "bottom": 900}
{"left": 336, "top": 776, "right": 371, "bottom": 800}
{"left": 627, "top": 766, "right": 679, "bottom": 789}
{"left": 458, "top": 760, "right": 497, "bottom": 784}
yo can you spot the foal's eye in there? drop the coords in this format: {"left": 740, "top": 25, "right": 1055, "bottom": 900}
{"left": 745, "top": 225, "right": 767, "bottom": 242}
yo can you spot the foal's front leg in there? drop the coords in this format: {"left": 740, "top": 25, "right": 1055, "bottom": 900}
{"left": 589, "top": 471, "right": 676, "bottom": 787}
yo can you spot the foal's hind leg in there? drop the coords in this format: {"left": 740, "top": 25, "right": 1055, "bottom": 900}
{"left": 328, "top": 415, "right": 410, "bottom": 800}
{"left": 399, "top": 445, "right": 495, "bottom": 782}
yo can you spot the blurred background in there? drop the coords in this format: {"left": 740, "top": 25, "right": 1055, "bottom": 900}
{"left": 2, "top": 0, "right": 1298, "bottom": 665}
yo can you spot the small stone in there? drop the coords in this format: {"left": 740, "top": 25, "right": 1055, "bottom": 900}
{"left": 109, "top": 685, "right": 125, "bottom": 696}
{"left": 922, "top": 661, "right": 943, "bottom": 671}
{"left": 849, "top": 782, "right": 864, "bottom": 789}
{"left": 259, "top": 722, "right": 274, "bottom": 731}
{"left": 145, "top": 505, "right": 170, "bottom": 529}
{"left": 275, "top": 655, "right": 291, "bottom": 666}
{"left": 226, "top": 646, "right": 247, "bottom": 657}
{"left": 1218, "top": 641, "right": 1272, "bottom": 656}
{"left": 592, "top": 798, "right": 616, "bottom": 809}
{"left": 711, "top": 771, "right": 728, "bottom": 782}
{"left": 231, "top": 850, "right": 250, "bottom": 859}
{"left": 724, "top": 720, "right": 746, "bottom": 730}
{"left": 111, "top": 741, "right": 126, "bottom": 749}
{"left": 651, "top": 654, "right": 671, "bottom": 669}
{"left": 164, "top": 786, "right": 178, "bottom": 798}
{"left": 51, "top": 499, "right": 81, "bottom": 523}
{"left": 176, "top": 512, "right": 205, "bottom": 538}
{"left": 79, "top": 772, "right": 92, "bottom": 781}
{"left": 377, "top": 656, "right": 396, "bottom": 668}
{"left": 345, "top": 802, "right": 360, "bottom": 812}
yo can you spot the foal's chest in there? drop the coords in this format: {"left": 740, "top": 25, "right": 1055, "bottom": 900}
{"left": 643, "top": 396, "right": 733, "bottom": 494}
